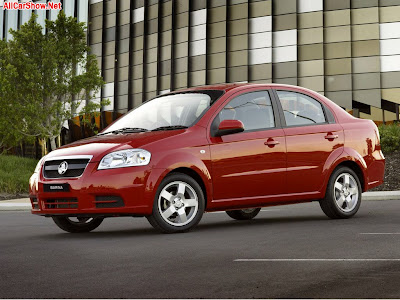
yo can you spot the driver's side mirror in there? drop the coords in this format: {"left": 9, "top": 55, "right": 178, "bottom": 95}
{"left": 215, "top": 119, "right": 245, "bottom": 137}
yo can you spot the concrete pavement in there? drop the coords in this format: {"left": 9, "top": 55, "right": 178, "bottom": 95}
{"left": 0, "top": 198, "right": 31, "bottom": 210}
{"left": 362, "top": 190, "right": 400, "bottom": 200}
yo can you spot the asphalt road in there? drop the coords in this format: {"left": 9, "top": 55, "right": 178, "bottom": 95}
{"left": 1, "top": 200, "right": 400, "bottom": 299}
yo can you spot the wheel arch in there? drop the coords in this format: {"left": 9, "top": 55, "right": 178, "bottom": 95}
{"left": 333, "top": 161, "right": 365, "bottom": 191}
{"left": 323, "top": 149, "right": 368, "bottom": 195}
{"left": 148, "top": 164, "right": 212, "bottom": 212}
{"left": 166, "top": 167, "right": 209, "bottom": 209}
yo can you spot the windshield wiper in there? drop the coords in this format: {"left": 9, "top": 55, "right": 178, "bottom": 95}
{"left": 97, "top": 127, "right": 148, "bottom": 136}
{"left": 151, "top": 125, "right": 188, "bottom": 131}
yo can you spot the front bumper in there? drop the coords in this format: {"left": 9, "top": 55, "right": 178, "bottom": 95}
{"left": 29, "top": 162, "right": 164, "bottom": 216}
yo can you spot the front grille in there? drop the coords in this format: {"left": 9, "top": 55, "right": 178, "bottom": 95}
{"left": 43, "top": 158, "right": 91, "bottom": 179}
{"left": 44, "top": 198, "right": 78, "bottom": 209}
{"left": 94, "top": 196, "right": 125, "bottom": 208}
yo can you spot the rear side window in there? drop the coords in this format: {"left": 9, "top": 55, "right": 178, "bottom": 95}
{"left": 218, "top": 91, "right": 275, "bottom": 131}
{"left": 276, "top": 91, "right": 326, "bottom": 126}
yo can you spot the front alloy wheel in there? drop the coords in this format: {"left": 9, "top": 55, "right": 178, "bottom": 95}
{"left": 147, "top": 173, "right": 205, "bottom": 233}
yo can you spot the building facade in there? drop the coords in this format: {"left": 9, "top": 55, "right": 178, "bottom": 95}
{"left": 1, "top": 0, "right": 400, "bottom": 138}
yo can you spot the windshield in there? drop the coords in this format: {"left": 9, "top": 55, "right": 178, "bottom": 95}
{"left": 103, "top": 91, "right": 221, "bottom": 133}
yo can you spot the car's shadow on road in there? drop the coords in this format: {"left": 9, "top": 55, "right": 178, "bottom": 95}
{"left": 33, "top": 213, "right": 362, "bottom": 240}
{"left": 196, "top": 215, "right": 333, "bottom": 231}
{"left": 37, "top": 227, "right": 159, "bottom": 239}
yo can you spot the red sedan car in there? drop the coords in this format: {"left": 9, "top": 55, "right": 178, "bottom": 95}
{"left": 29, "top": 84, "right": 385, "bottom": 233}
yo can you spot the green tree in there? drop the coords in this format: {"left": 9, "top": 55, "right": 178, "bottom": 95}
{"left": 0, "top": 38, "right": 29, "bottom": 153}
{"left": 0, "top": 11, "right": 106, "bottom": 152}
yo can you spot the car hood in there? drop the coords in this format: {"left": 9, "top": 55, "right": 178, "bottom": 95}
{"left": 44, "top": 130, "right": 186, "bottom": 162}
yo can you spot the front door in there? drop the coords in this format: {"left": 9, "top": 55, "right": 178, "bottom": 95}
{"left": 209, "top": 90, "right": 287, "bottom": 206}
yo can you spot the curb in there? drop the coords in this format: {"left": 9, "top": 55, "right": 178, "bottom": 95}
{"left": 0, "top": 198, "right": 31, "bottom": 211}
{"left": 1, "top": 192, "right": 399, "bottom": 211}
{"left": 362, "top": 191, "right": 400, "bottom": 201}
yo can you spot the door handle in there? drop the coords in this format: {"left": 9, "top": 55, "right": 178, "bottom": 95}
{"left": 325, "top": 134, "right": 338, "bottom": 140}
{"left": 265, "top": 139, "right": 280, "bottom": 147}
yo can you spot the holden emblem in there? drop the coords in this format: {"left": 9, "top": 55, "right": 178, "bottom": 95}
{"left": 58, "top": 161, "right": 68, "bottom": 175}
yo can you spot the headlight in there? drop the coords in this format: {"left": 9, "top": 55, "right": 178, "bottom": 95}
{"left": 98, "top": 149, "right": 151, "bottom": 170}
{"left": 34, "top": 156, "right": 46, "bottom": 173}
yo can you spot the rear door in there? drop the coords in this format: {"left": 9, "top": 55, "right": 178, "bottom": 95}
{"left": 209, "top": 89, "right": 286, "bottom": 204}
{"left": 274, "top": 89, "right": 344, "bottom": 194}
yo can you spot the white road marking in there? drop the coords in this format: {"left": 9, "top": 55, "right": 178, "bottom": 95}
{"left": 234, "top": 259, "right": 400, "bottom": 262}
{"left": 360, "top": 233, "right": 400, "bottom": 235}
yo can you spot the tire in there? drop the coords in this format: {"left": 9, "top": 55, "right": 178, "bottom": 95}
{"left": 52, "top": 216, "right": 103, "bottom": 233}
{"left": 226, "top": 208, "right": 261, "bottom": 220}
{"left": 319, "top": 166, "right": 362, "bottom": 219}
{"left": 146, "top": 173, "right": 205, "bottom": 233}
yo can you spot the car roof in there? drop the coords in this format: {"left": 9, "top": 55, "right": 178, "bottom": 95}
{"left": 171, "top": 83, "right": 306, "bottom": 94}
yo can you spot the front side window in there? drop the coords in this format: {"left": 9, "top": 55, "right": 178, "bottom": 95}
{"left": 104, "top": 91, "right": 222, "bottom": 133}
{"left": 217, "top": 91, "right": 275, "bottom": 131}
{"left": 277, "top": 91, "right": 326, "bottom": 126}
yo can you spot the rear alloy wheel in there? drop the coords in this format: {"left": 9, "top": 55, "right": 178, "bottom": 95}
{"left": 147, "top": 173, "right": 205, "bottom": 233}
{"left": 226, "top": 208, "right": 261, "bottom": 220}
{"left": 52, "top": 216, "right": 103, "bottom": 233}
{"left": 319, "top": 166, "right": 361, "bottom": 219}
